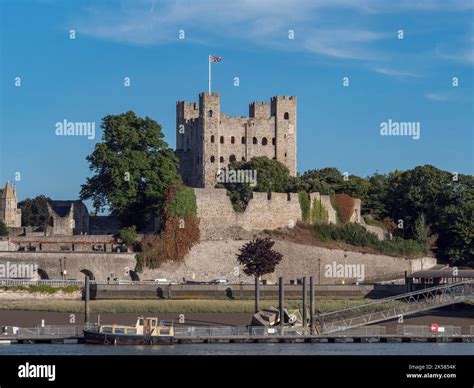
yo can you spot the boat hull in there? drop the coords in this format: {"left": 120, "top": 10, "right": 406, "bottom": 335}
{"left": 84, "top": 330, "right": 174, "bottom": 345}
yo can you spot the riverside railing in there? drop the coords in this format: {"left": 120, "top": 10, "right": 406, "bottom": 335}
{"left": 0, "top": 279, "right": 84, "bottom": 287}
{"left": 396, "top": 325, "right": 462, "bottom": 337}
{"left": 2, "top": 324, "right": 98, "bottom": 339}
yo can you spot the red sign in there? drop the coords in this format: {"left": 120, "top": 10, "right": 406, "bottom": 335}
{"left": 431, "top": 324, "right": 439, "bottom": 332}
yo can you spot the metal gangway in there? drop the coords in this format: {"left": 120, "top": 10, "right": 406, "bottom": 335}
{"left": 315, "top": 280, "right": 474, "bottom": 334}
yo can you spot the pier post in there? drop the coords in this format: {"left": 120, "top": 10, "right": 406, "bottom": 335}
{"left": 310, "top": 276, "right": 314, "bottom": 335}
{"left": 279, "top": 277, "right": 284, "bottom": 335}
{"left": 84, "top": 275, "right": 90, "bottom": 324}
{"left": 255, "top": 277, "right": 260, "bottom": 313}
{"left": 302, "top": 277, "right": 307, "bottom": 334}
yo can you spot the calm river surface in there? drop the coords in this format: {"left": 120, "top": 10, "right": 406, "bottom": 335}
{"left": 0, "top": 343, "right": 472, "bottom": 355}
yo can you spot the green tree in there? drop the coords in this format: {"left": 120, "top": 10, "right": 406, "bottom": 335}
{"left": 119, "top": 225, "right": 138, "bottom": 249}
{"left": 18, "top": 195, "right": 51, "bottom": 227}
{"left": 80, "top": 112, "right": 181, "bottom": 228}
{"left": 0, "top": 220, "right": 8, "bottom": 236}
{"left": 221, "top": 157, "right": 293, "bottom": 211}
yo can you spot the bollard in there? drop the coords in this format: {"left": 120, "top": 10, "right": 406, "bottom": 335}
{"left": 310, "top": 276, "right": 315, "bottom": 335}
{"left": 255, "top": 277, "right": 260, "bottom": 313}
{"left": 84, "top": 275, "right": 90, "bottom": 324}
{"left": 279, "top": 277, "right": 284, "bottom": 335}
{"left": 302, "top": 277, "right": 307, "bottom": 334}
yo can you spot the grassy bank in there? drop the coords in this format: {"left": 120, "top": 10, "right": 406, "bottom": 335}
{"left": 1, "top": 285, "right": 80, "bottom": 294}
{"left": 0, "top": 299, "right": 365, "bottom": 314}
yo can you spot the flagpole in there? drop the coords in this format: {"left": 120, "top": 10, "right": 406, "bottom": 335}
{"left": 208, "top": 55, "right": 211, "bottom": 94}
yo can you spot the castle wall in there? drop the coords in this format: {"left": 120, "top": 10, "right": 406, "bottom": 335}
{"left": 141, "top": 239, "right": 437, "bottom": 284}
{"left": 194, "top": 188, "right": 338, "bottom": 238}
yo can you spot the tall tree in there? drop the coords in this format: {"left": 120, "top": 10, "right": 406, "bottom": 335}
{"left": 80, "top": 112, "right": 181, "bottom": 228}
{"left": 236, "top": 238, "right": 283, "bottom": 312}
{"left": 18, "top": 195, "right": 51, "bottom": 227}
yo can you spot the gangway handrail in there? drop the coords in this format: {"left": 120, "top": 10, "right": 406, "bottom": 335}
{"left": 316, "top": 280, "right": 474, "bottom": 319}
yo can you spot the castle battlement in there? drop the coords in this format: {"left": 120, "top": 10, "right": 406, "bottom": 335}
{"left": 176, "top": 92, "right": 297, "bottom": 187}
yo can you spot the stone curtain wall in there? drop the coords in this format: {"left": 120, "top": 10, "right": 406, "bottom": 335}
{"left": 0, "top": 251, "right": 136, "bottom": 281}
{"left": 195, "top": 188, "right": 307, "bottom": 237}
{"left": 141, "top": 239, "right": 437, "bottom": 284}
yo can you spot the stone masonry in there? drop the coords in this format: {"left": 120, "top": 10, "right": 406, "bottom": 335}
{"left": 176, "top": 92, "right": 297, "bottom": 187}
{"left": 0, "top": 182, "right": 22, "bottom": 228}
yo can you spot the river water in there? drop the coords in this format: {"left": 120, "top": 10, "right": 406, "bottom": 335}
{"left": 0, "top": 343, "right": 472, "bottom": 355}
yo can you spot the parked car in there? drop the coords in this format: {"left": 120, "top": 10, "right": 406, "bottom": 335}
{"left": 212, "top": 278, "right": 229, "bottom": 284}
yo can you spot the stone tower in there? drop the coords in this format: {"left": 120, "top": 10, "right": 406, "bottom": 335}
{"left": 0, "top": 182, "right": 22, "bottom": 227}
{"left": 176, "top": 92, "right": 297, "bottom": 187}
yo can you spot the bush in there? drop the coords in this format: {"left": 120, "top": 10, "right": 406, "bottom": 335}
{"left": 334, "top": 193, "right": 356, "bottom": 223}
{"left": 311, "top": 198, "right": 328, "bottom": 224}
{"left": 298, "top": 191, "right": 311, "bottom": 223}
{"left": 136, "top": 184, "right": 200, "bottom": 271}
{"left": 312, "top": 223, "right": 427, "bottom": 257}
{"left": 363, "top": 215, "right": 386, "bottom": 230}
{"left": 0, "top": 221, "right": 8, "bottom": 236}
{"left": 164, "top": 185, "right": 197, "bottom": 219}
{"left": 118, "top": 225, "right": 137, "bottom": 248}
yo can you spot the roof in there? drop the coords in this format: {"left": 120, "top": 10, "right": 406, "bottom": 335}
{"left": 408, "top": 269, "right": 474, "bottom": 279}
{"left": 2, "top": 182, "right": 16, "bottom": 200}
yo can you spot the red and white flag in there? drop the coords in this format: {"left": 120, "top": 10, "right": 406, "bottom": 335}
{"left": 210, "top": 56, "right": 222, "bottom": 62}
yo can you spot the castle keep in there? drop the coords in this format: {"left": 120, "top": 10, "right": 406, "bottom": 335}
{"left": 176, "top": 92, "right": 297, "bottom": 187}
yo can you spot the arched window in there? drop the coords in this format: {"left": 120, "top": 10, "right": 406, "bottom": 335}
{"left": 231, "top": 136, "right": 235, "bottom": 144}
{"left": 229, "top": 155, "right": 236, "bottom": 162}
{"left": 284, "top": 112, "right": 289, "bottom": 120}
{"left": 208, "top": 110, "right": 213, "bottom": 117}
{"left": 211, "top": 135, "right": 215, "bottom": 143}
{"left": 219, "top": 156, "right": 224, "bottom": 163}
{"left": 253, "top": 137, "right": 257, "bottom": 145}
{"left": 272, "top": 137, "right": 276, "bottom": 145}
{"left": 220, "top": 136, "right": 224, "bottom": 144}
{"left": 210, "top": 156, "right": 215, "bottom": 163}
{"left": 241, "top": 137, "right": 246, "bottom": 144}
{"left": 262, "top": 137, "right": 268, "bottom": 146}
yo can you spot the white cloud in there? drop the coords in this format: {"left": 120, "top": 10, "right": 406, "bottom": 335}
{"left": 424, "top": 92, "right": 453, "bottom": 101}
{"left": 71, "top": 0, "right": 473, "bottom": 65}
{"left": 375, "top": 67, "right": 420, "bottom": 79}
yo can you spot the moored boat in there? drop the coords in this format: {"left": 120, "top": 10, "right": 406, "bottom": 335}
{"left": 84, "top": 317, "right": 174, "bottom": 345}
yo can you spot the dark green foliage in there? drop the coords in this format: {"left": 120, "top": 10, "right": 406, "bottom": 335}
{"left": 80, "top": 111, "right": 181, "bottom": 229}
{"left": 164, "top": 185, "right": 197, "bottom": 219}
{"left": 222, "top": 157, "right": 293, "bottom": 211}
{"left": 0, "top": 221, "right": 8, "bottom": 236}
{"left": 311, "top": 198, "right": 328, "bottom": 224}
{"left": 18, "top": 195, "right": 51, "bottom": 227}
{"left": 312, "top": 223, "right": 427, "bottom": 258}
{"left": 119, "top": 225, "right": 137, "bottom": 247}
{"left": 298, "top": 191, "right": 311, "bottom": 223}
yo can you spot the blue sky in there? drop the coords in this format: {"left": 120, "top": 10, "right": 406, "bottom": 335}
{"left": 0, "top": 0, "right": 473, "bottom": 203}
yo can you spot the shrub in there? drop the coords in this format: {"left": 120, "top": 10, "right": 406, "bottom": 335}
{"left": 118, "top": 225, "right": 137, "bottom": 248}
{"left": 0, "top": 221, "right": 8, "bottom": 237}
{"left": 298, "top": 191, "right": 311, "bottom": 223}
{"left": 163, "top": 185, "right": 197, "bottom": 219}
{"left": 363, "top": 215, "right": 387, "bottom": 230}
{"left": 135, "top": 183, "right": 200, "bottom": 271}
{"left": 312, "top": 223, "right": 427, "bottom": 257}
{"left": 311, "top": 198, "right": 328, "bottom": 224}
{"left": 334, "top": 193, "right": 356, "bottom": 223}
